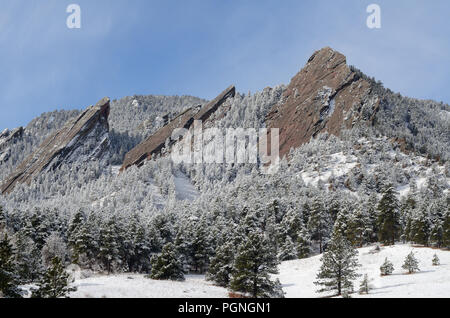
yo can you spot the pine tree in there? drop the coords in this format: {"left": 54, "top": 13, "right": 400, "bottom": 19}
{"left": 13, "top": 229, "right": 42, "bottom": 283}
{"left": 149, "top": 243, "right": 184, "bottom": 281}
{"left": 0, "top": 206, "right": 6, "bottom": 231}
{"left": 98, "top": 218, "right": 120, "bottom": 274}
{"left": 31, "top": 257, "right": 76, "bottom": 298}
{"left": 207, "top": 241, "right": 235, "bottom": 287}
{"left": 443, "top": 209, "right": 450, "bottom": 249}
{"left": 230, "top": 231, "right": 284, "bottom": 298}
{"left": 307, "top": 196, "right": 331, "bottom": 253}
{"left": 410, "top": 206, "right": 430, "bottom": 246}
{"left": 380, "top": 258, "right": 394, "bottom": 276}
{"left": 402, "top": 252, "right": 420, "bottom": 274}
{"left": 432, "top": 254, "right": 440, "bottom": 266}
{"left": 67, "top": 210, "right": 91, "bottom": 266}
{"left": 359, "top": 274, "right": 370, "bottom": 295}
{"left": 377, "top": 184, "right": 400, "bottom": 245}
{"left": 190, "top": 218, "right": 212, "bottom": 273}
{"left": 429, "top": 200, "right": 445, "bottom": 248}
{"left": 278, "top": 236, "right": 298, "bottom": 261}
{"left": 296, "top": 227, "right": 311, "bottom": 259}
{"left": 314, "top": 228, "right": 360, "bottom": 296}
{"left": 0, "top": 234, "right": 22, "bottom": 298}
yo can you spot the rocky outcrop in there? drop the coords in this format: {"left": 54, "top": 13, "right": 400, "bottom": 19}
{"left": 121, "top": 85, "right": 235, "bottom": 171}
{"left": 266, "top": 47, "right": 380, "bottom": 159}
{"left": 1, "top": 98, "right": 111, "bottom": 194}
{"left": 0, "top": 127, "right": 24, "bottom": 164}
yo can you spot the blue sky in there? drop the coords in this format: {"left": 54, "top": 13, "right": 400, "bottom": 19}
{"left": 1, "top": 0, "right": 449, "bottom": 130}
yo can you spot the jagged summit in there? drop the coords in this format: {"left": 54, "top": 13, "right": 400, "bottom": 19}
{"left": 266, "top": 47, "right": 380, "bottom": 159}
{"left": 1, "top": 97, "right": 111, "bottom": 194}
{"left": 120, "top": 85, "right": 236, "bottom": 171}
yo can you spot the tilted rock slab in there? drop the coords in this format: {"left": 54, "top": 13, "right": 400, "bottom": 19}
{"left": 1, "top": 97, "right": 111, "bottom": 194}
{"left": 266, "top": 47, "right": 380, "bottom": 159}
{"left": 121, "top": 85, "right": 235, "bottom": 171}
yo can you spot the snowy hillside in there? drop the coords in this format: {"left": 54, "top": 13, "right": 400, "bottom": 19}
{"left": 276, "top": 244, "right": 450, "bottom": 298}
{"left": 60, "top": 244, "right": 449, "bottom": 298}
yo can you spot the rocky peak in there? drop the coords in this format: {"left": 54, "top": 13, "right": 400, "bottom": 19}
{"left": 1, "top": 97, "right": 111, "bottom": 194}
{"left": 121, "top": 86, "right": 235, "bottom": 171}
{"left": 266, "top": 47, "right": 380, "bottom": 159}
{"left": 0, "top": 127, "right": 24, "bottom": 164}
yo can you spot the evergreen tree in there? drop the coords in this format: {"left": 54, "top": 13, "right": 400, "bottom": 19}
{"left": 190, "top": 218, "right": 213, "bottom": 273}
{"left": 278, "top": 236, "right": 298, "bottom": 261}
{"left": 307, "top": 196, "right": 331, "bottom": 253}
{"left": 67, "top": 210, "right": 91, "bottom": 266}
{"left": 0, "top": 206, "right": 6, "bottom": 231}
{"left": 432, "top": 254, "right": 440, "bottom": 266}
{"left": 314, "top": 229, "right": 360, "bottom": 296}
{"left": 359, "top": 274, "right": 370, "bottom": 295}
{"left": 347, "top": 202, "right": 372, "bottom": 247}
{"left": 0, "top": 234, "right": 22, "bottom": 298}
{"left": 31, "top": 257, "right": 76, "bottom": 298}
{"left": 149, "top": 243, "right": 184, "bottom": 281}
{"left": 13, "top": 229, "right": 41, "bottom": 283}
{"left": 402, "top": 252, "right": 420, "bottom": 274}
{"left": 429, "top": 200, "right": 445, "bottom": 248}
{"left": 230, "top": 231, "right": 284, "bottom": 298}
{"left": 296, "top": 227, "right": 311, "bottom": 259}
{"left": 377, "top": 184, "right": 400, "bottom": 245}
{"left": 98, "top": 218, "right": 120, "bottom": 274}
{"left": 410, "top": 206, "right": 430, "bottom": 246}
{"left": 380, "top": 258, "right": 394, "bottom": 276}
{"left": 206, "top": 241, "right": 235, "bottom": 287}
{"left": 443, "top": 209, "right": 450, "bottom": 249}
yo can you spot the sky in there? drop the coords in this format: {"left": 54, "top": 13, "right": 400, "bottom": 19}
{"left": 0, "top": 0, "right": 449, "bottom": 130}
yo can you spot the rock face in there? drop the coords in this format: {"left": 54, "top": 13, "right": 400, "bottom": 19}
{"left": 0, "top": 127, "right": 24, "bottom": 164}
{"left": 1, "top": 98, "right": 111, "bottom": 194}
{"left": 266, "top": 47, "right": 380, "bottom": 159}
{"left": 121, "top": 85, "right": 235, "bottom": 171}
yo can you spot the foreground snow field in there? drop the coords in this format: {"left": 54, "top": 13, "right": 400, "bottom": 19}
{"left": 276, "top": 244, "right": 450, "bottom": 298}
{"left": 70, "top": 274, "right": 228, "bottom": 298}
{"left": 68, "top": 245, "right": 449, "bottom": 298}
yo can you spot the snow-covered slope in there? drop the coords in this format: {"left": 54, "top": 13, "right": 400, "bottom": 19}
{"left": 64, "top": 245, "right": 450, "bottom": 298}
{"left": 70, "top": 274, "right": 228, "bottom": 298}
{"left": 275, "top": 244, "right": 450, "bottom": 298}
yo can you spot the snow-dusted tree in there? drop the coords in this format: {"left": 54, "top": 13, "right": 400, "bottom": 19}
{"left": 230, "top": 231, "right": 284, "bottom": 298}
{"left": 402, "top": 252, "right": 420, "bottom": 274}
{"left": 0, "top": 206, "right": 6, "bottom": 231}
{"left": 296, "top": 227, "right": 312, "bottom": 259}
{"left": 377, "top": 184, "right": 400, "bottom": 245}
{"left": 347, "top": 201, "right": 373, "bottom": 247}
{"left": 31, "top": 256, "right": 76, "bottom": 298}
{"left": 41, "top": 232, "right": 67, "bottom": 268}
{"left": 149, "top": 242, "right": 184, "bottom": 281}
{"left": 314, "top": 228, "right": 360, "bottom": 296}
{"left": 380, "top": 258, "right": 394, "bottom": 276}
{"left": 278, "top": 236, "right": 298, "bottom": 261}
{"left": 359, "top": 274, "right": 370, "bottom": 295}
{"left": 432, "top": 254, "right": 440, "bottom": 266}
{"left": 207, "top": 241, "right": 235, "bottom": 287}
{"left": 0, "top": 233, "right": 22, "bottom": 298}
{"left": 98, "top": 218, "right": 121, "bottom": 274}
{"left": 68, "top": 210, "right": 90, "bottom": 266}
{"left": 307, "top": 196, "right": 331, "bottom": 253}
{"left": 410, "top": 205, "right": 431, "bottom": 246}
{"left": 13, "top": 229, "right": 41, "bottom": 283}
{"left": 443, "top": 208, "right": 450, "bottom": 249}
